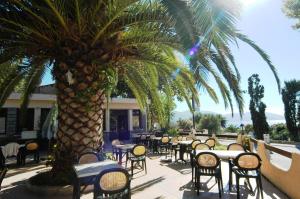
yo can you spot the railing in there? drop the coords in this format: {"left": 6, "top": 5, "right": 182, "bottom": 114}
{"left": 250, "top": 137, "right": 293, "bottom": 158}
{"left": 250, "top": 137, "right": 298, "bottom": 199}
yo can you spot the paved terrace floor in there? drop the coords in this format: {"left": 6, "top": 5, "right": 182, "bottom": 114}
{"left": 1, "top": 154, "right": 288, "bottom": 199}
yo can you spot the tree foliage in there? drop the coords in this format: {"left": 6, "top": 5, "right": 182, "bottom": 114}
{"left": 270, "top": 123, "right": 290, "bottom": 141}
{"left": 283, "top": 0, "right": 300, "bottom": 29}
{"left": 225, "top": 124, "right": 239, "bottom": 133}
{"left": 282, "top": 80, "right": 300, "bottom": 141}
{"left": 244, "top": 124, "right": 253, "bottom": 134}
{"left": 0, "top": 0, "right": 281, "bottom": 117}
{"left": 197, "top": 113, "right": 224, "bottom": 134}
{"left": 177, "top": 118, "right": 193, "bottom": 130}
{"left": 248, "top": 74, "right": 269, "bottom": 139}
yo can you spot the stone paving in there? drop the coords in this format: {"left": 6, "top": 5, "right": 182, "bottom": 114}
{"left": 0, "top": 154, "right": 289, "bottom": 199}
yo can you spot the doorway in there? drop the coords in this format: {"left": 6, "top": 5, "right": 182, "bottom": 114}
{"left": 110, "top": 110, "right": 129, "bottom": 140}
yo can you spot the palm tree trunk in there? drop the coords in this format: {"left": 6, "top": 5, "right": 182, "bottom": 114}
{"left": 52, "top": 61, "right": 105, "bottom": 173}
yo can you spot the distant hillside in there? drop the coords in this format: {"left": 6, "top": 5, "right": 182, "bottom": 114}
{"left": 172, "top": 110, "right": 285, "bottom": 125}
{"left": 172, "top": 110, "right": 214, "bottom": 122}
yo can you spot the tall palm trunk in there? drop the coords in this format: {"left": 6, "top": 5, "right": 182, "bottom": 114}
{"left": 52, "top": 60, "right": 105, "bottom": 173}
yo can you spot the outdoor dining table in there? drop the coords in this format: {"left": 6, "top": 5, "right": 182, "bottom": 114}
{"left": 72, "top": 160, "right": 121, "bottom": 199}
{"left": 195, "top": 150, "right": 244, "bottom": 160}
{"left": 114, "top": 144, "right": 136, "bottom": 164}
{"left": 177, "top": 140, "right": 193, "bottom": 163}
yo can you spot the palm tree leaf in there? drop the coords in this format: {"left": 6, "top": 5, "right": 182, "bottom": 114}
{"left": 237, "top": 33, "right": 281, "bottom": 92}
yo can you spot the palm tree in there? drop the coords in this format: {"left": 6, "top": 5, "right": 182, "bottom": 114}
{"left": 0, "top": 0, "right": 279, "bottom": 173}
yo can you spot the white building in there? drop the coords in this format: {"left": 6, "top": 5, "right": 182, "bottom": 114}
{"left": 0, "top": 84, "right": 147, "bottom": 141}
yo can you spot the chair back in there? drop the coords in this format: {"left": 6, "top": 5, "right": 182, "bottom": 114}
{"left": 227, "top": 143, "right": 245, "bottom": 151}
{"left": 234, "top": 152, "right": 261, "bottom": 170}
{"left": 205, "top": 138, "right": 216, "bottom": 149}
{"left": 171, "top": 137, "right": 178, "bottom": 144}
{"left": 186, "top": 136, "right": 194, "bottom": 141}
{"left": 191, "top": 140, "right": 201, "bottom": 150}
{"left": 194, "top": 143, "right": 210, "bottom": 151}
{"left": 195, "top": 152, "right": 220, "bottom": 169}
{"left": 26, "top": 142, "right": 39, "bottom": 151}
{"left": 161, "top": 136, "right": 169, "bottom": 144}
{"left": 78, "top": 152, "right": 100, "bottom": 164}
{"left": 131, "top": 144, "right": 146, "bottom": 157}
{"left": 0, "top": 167, "right": 8, "bottom": 191}
{"left": 94, "top": 168, "right": 130, "bottom": 196}
{"left": 177, "top": 136, "right": 183, "bottom": 141}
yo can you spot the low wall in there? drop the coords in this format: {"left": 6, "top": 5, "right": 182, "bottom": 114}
{"left": 257, "top": 141, "right": 300, "bottom": 199}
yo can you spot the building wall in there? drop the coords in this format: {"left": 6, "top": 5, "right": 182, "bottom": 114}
{"left": 0, "top": 92, "right": 146, "bottom": 139}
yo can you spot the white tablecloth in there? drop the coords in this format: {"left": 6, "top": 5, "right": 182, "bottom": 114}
{"left": 74, "top": 160, "right": 120, "bottom": 178}
{"left": 177, "top": 140, "right": 193, "bottom": 145}
{"left": 195, "top": 150, "right": 244, "bottom": 159}
{"left": 114, "top": 144, "right": 135, "bottom": 151}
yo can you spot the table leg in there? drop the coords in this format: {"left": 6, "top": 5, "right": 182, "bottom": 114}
{"left": 179, "top": 145, "right": 187, "bottom": 163}
{"left": 118, "top": 148, "right": 123, "bottom": 164}
{"left": 73, "top": 178, "right": 80, "bottom": 199}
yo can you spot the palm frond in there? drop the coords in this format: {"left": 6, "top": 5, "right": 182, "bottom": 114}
{"left": 237, "top": 33, "right": 281, "bottom": 92}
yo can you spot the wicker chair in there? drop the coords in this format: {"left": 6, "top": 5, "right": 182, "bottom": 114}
{"left": 78, "top": 152, "right": 101, "bottom": 164}
{"left": 189, "top": 140, "right": 201, "bottom": 161}
{"left": 233, "top": 152, "right": 263, "bottom": 199}
{"left": 205, "top": 138, "right": 216, "bottom": 150}
{"left": 227, "top": 143, "right": 246, "bottom": 191}
{"left": 194, "top": 143, "right": 210, "bottom": 150}
{"left": 20, "top": 141, "right": 39, "bottom": 165}
{"left": 170, "top": 137, "right": 179, "bottom": 161}
{"left": 195, "top": 152, "right": 223, "bottom": 198}
{"left": 77, "top": 152, "right": 102, "bottom": 194}
{"left": 0, "top": 167, "right": 8, "bottom": 191}
{"left": 191, "top": 143, "right": 210, "bottom": 183}
{"left": 186, "top": 136, "right": 194, "bottom": 141}
{"left": 128, "top": 145, "right": 147, "bottom": 176}
{"left": 177, "top": 136, "right": 183, "bottom": 141}
{"left": 159, "top": 136, "right": 170, "bottom": 155}
{"left": 94, "top": 168, "right": 131, "bottom": 199}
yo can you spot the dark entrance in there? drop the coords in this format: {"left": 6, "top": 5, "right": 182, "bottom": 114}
{"left": 110, "top": 110, "right": 129, "bottom": 140}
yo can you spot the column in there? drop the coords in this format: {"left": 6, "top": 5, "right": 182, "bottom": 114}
{"left": 141, "top": 111, "right": 147, "bottom": 132}
{"left": 105, "top": 108, "right": 110, "bottom": 132}
{"left": 128, "top": 109, "right": 133, "bottom": 131}
{"left": 34, "top": 108, "right": 41, "bottom": 131}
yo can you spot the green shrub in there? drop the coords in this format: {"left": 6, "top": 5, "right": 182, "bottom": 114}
{"left": 270, "top": 123, "right": 290, "bottom": 140}
{"left": 167, "top": 128, "right": 178, "bottom": 136}
{"left": 244, "top": 124, "right": 253, "bottom": 133}
{"left": 176, "top": 119, "right": 193, "bottom": 130}
{"left": 198, "top": 114, "right": 222, "bottom": 134}
{"left": 225, "top": 124, "right": 239, "bottom": 133}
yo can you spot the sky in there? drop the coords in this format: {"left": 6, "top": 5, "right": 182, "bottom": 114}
{"left": 175, "top": 0, "right": 300, "bottom": 116}
{"left": 41, "top": 0, "right": 300, "bottom": 116}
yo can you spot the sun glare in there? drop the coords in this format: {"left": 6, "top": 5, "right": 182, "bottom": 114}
{"left": 239, "top": 0, "right": 261, "bottom": 9}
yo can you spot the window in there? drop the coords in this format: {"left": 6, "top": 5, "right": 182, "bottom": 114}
{"left": 132, "top": 110, "right": 141, "bottom": 130}
{"left": 0, "top": 109, "right": 6, "bottom": 134}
